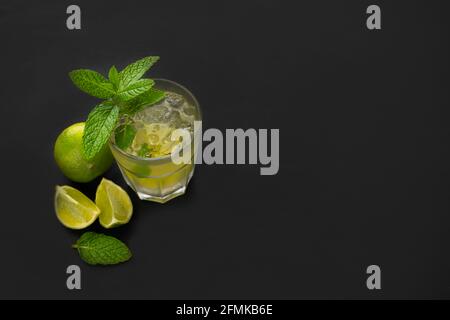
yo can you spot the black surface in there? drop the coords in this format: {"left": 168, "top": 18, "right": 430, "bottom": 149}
{"left": 1, "top": 0, "right": 450, "bottom": 299}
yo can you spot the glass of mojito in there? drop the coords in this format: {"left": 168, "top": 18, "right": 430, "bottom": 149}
{"left": 109, "top": 79, "right": 201, "bottom": 203}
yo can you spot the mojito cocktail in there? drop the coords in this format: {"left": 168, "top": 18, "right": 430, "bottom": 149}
{"left": 109, "top": 79, "right": 201, "bottom": 203}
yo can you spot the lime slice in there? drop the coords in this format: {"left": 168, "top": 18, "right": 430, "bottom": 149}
{"left": 96, "top": 178, "right": 133, "bottom": 229}
{"left": 55, "top": 185, "right": 100, "bottom": 229}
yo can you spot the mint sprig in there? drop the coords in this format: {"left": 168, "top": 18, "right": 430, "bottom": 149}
{"left": 69, "top": 56, "right": 165, "bottom": 160}
{"left": 73, "top": 232, "right": 132, "bottom": 265}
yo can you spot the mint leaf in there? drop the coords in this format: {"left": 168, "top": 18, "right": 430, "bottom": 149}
{"left": 108, "top": 66, "right": 120, "bottom": 90}
{"left": 69, "top": 69, "right": 116, "bottom": 99}
{"left": 137, "top": 143, "right": 152, "bottom": 157}
{"left": 114, "top": 123, "right": 136, "bottom": 150}
{"left": 117, "top": 79, "right": 154, "bottom": 101}
{"left": 119, "top": 56, "right": 159, "bottom": 88}
{"left": 124, "top": 88, "right": 166, "bottom": 114}
{"left": 83, "top": 103, "right": 120, "bottom": 159}
{"left": 73, "top": 232, "right": 132, "bottom": 265}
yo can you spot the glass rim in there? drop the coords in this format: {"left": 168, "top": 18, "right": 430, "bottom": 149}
{"left": 109, "top": 78, "right": 201, "bottom": 163}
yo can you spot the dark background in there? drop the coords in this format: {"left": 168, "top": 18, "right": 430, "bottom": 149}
{"left": 0, "top": 0, "right": 449, "bottom": 299}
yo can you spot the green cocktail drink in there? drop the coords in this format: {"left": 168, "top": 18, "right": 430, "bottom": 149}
{"left": 109, "top": 79, "right": 201, "bottom": 203}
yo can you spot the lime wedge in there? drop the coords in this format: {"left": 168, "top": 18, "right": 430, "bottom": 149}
{"left": 96, "top": 178, "right": 133, "bottom": 229}
{"left": 55, "top": 185, "right": 100, "bottom": 229}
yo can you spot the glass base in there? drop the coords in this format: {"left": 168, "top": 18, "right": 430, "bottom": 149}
{"left": 136, "top": 186, "right": 187, "bottom": 203}
{"left": 119, "top": 166, "right": 194, "bottom": 203}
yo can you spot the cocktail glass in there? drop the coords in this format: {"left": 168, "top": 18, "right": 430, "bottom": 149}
{"left": 109, "top": 79, "right": 201, "bottom": 203}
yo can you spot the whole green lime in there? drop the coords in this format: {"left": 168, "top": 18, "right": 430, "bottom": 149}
{"left": 54, "top": 122, "right": 113, "bottom": 183}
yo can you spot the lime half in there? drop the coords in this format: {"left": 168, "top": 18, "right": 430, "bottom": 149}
{"left": 96, "top": 178, "right": 133, "bottom": 229}
{"left": 55, "top": 185, "right": 100, "bottom": 229}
